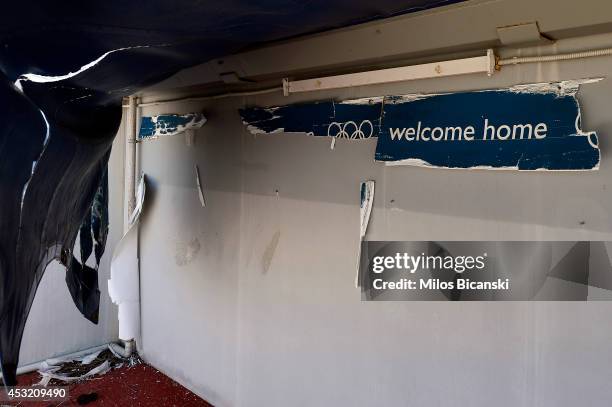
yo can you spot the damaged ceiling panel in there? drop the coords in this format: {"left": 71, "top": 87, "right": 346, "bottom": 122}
{"left": 0, "top": 0, "right": 462, "bottom": 385}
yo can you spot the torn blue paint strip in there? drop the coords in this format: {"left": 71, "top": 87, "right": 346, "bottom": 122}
{"left": 240, "top": 80, "right": 600, "bottom": 170}
{"left": 240, "top": 97, "right": 382, "bottom": 139}
{"left": 139, "top": 113, "right": 206, "bottom": 140}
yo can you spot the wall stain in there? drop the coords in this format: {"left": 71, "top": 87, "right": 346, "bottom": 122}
{"left": 262, "top": 231, "right": 280, "bottom": 274}
{"left": 175, "top": 238, "right": 201, "bottom": 266}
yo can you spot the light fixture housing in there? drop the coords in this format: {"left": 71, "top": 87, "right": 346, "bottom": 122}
{"left": 283, "top": 49, "right": 495, "bottom": 95}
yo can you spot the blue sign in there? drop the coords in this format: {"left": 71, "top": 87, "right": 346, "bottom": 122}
{"left": 139, "top": 113, "right": 206, "bottom": 140}
{"left": 240, "top": 81, "right": 600, "bottom": 171}
{"left": 240, "top": 98, "right": 382, "bottom": 139}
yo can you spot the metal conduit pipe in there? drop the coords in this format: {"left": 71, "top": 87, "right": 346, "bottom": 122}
{"left": 497, "top": 47, "right": 612, "bottom": 67}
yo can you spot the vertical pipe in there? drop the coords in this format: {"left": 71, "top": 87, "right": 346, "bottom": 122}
{"left": 114, "top": 95, "right": 138, "bottom": 357}
{"left": 125, "top": 95, "right": 137, "bottom": 232}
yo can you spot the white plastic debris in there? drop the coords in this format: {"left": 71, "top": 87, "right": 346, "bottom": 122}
{"left": 356, "top": 180, "right": 375, "bottom": 287}
{"left": 18, "top": 45, "right": 154, "bottom": 84}
{"left": 37, "top": 361, "right": 111, "bottom": 385}
{"left": 195, "top": 165, "right": 206, "bottom": 207}
{"left": 128, "top": 173, "right": 146, "bottom": 226}
{"left": 108, "top": 174, "right": 145, "bottom": 341}
{"left": 35, "top": 349, "right": 110, "bottom": 385}
{"left": 79, "top": 350, "right": 102, "bottom": 365}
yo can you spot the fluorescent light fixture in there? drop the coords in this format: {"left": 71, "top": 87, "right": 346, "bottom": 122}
{"left": 283, "top": 49, "right": 495, "bottom": 95}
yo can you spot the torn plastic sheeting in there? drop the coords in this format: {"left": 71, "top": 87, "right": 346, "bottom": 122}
{"left": 356, "top": 181, "right": 374, "bottom": 287}
{"left": 65, "top": 169, "right": 110, "bottom": 325}
{"left": 42, "top": 350, "right": 102, "bottom": 369}
{"left": 138, "top": 113, "right": 206, "bottom": 141}
{"left": 128, "top": 173, "right": 146, "bottom": 227}
{"left": 35, "top": 349, "right": 108, "bottom": 386}
{"left": 108, "top": 174, "right": 146, "bottom": 342}
{"left": 38, "top": 360, "right": 111, "bottom": 385}
{"left": 80, "top": 350, "right": 103, "bottom": 365}
{"left": 0, "top": 75, "right": 118, "bottom": 386}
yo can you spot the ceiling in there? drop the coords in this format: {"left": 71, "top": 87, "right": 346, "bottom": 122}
{"left": 0, "top": 0, "right": 463, "bottom": 94}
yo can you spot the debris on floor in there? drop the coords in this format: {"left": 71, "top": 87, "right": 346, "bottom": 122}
{"left": 15, "top": 353, "right": 212, "bottom": 406}
{"left": 36, "top": 348, "right": 134, "bottom": 386}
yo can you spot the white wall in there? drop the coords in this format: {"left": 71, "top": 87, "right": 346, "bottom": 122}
{"left": 137, "top": 101, "right": 242, "bottom": 406}
{"left": 136, "top": 11, "right": 612, "bottom": 407}
{"left": 19, "top": 124, "right": 123, "bottom": 366}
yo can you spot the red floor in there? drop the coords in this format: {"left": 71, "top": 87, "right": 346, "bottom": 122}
{"left": 13, "top": 363, "right": 213, "bottom": 406}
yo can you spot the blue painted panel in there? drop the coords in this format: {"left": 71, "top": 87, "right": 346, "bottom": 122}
{"left": 240, "top": 98, "right": 382, "bottom": 139}
{"left": 377, "top": 88, "right": 599, "bottom": 170}
{"left": 139, "top": 113, "right": 206, "bottom": 140}
{"left": 240, "top": 82, "right": 600, "bottom": 171}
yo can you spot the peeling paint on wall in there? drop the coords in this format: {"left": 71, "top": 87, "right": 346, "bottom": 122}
{"left": 138, "top": 113, "right": 206, "bottom": 140}
{"left": 240, "top": 80, "right": 601, "bottom": 170}
{"left": 240, "top": 99, "right": 382, "bottom": 139}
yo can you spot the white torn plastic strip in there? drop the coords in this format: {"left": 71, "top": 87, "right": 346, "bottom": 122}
{"left": 109, "top": 174, "right": 145, "bottom": 342}
{"left": 128, "top": 173, "right": 146, "bottom": 226}
{"left": 16, "top": 45, "right": 158, "bottom": 85}
{"left": 35, "top": 349, "right": 109, "bottom": 386}
{"left": 195, "top": 165, "right": 206, "bottom": 207}
{"left": 356, "top": 180, "right": 375, "bottom": 287}
{"left": 42, "top": 350, "right": 102, "bottom": 368}
{"left": 37, "top": 361, "right": 111, "bottom": 385}
{"left": 79, "top": 350, "right": 102, "bottom": 365}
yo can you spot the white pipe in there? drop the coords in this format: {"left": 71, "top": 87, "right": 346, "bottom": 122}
{"left": 108, "top": 340, "right": 135, "bottom": 359}
{"left": 121, "top": 86, "right": 282, "bottom": 109}
{"left": 498, "top": 47, "right": 612, "bottom": 66}
{"left": 136, "top": 87, "right": 282, "bottom": 107}
{"left": 125, "top": 96, "right": 137, "bottom": 228}
{"left": 117, "top": 96, "right": 138, "bottom": 359}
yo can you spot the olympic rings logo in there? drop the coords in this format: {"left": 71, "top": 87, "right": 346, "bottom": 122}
{"left": 327, "top": 120, "right": 374, "bottom": 139}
